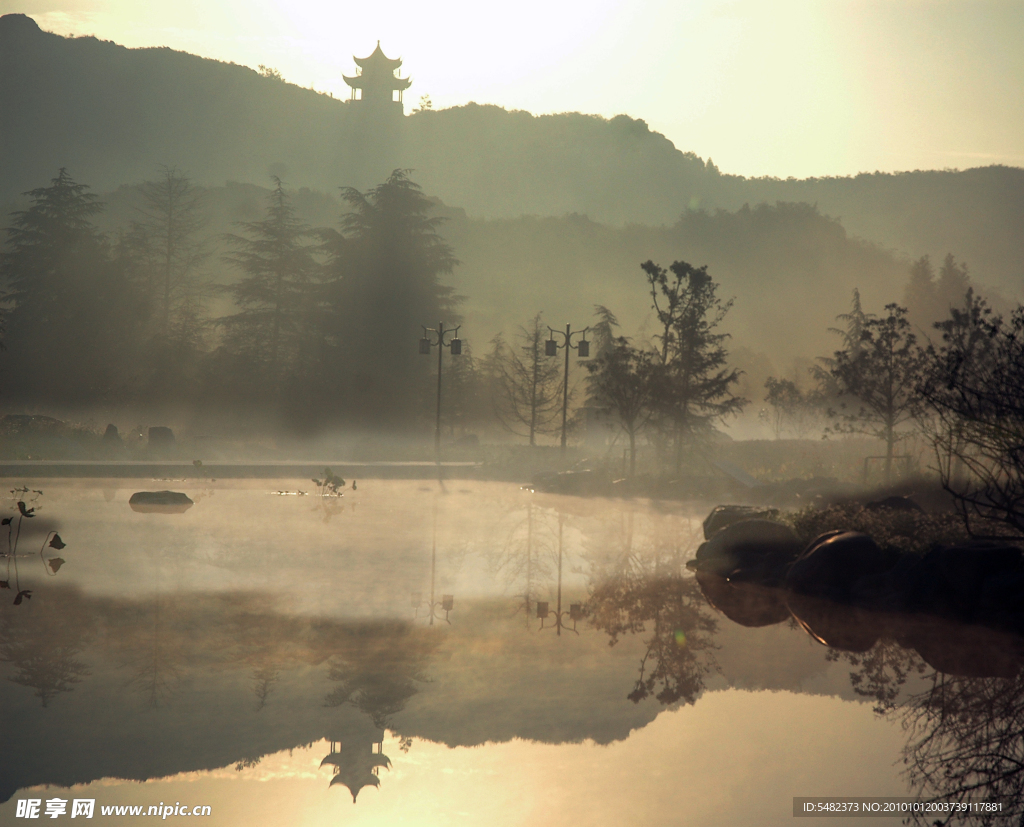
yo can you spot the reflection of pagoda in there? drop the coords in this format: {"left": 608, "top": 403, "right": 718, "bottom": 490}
{"left": 343, "top": 42, "right": 412, "bottom": 112}
{"left": 321, "top": 738, "right": 391, "bottom": 802}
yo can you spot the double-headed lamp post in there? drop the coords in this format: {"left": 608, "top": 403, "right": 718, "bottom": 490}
{"left": 419, "top": 322, "right": 462, "bottom": 459}
{"left": 546, "top": 324, "right": 590, "bottom": 455}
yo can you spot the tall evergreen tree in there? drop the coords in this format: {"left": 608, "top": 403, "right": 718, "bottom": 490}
{"left": 219, "top": 178, "right": 322, "bottom": 397}
{"left": 321, "top": 170, "right": 459, "bottom": 427}
{"left": 0, "top": 169, "right": 138, "bottom": 405}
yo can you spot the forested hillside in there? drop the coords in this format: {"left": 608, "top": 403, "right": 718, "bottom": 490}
{"left": 2, "top": 12, "right": 1023, "bottom": 298}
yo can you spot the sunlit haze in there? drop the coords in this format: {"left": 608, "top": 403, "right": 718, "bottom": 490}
{"left": 4, "top": 0, "right": 1023, "bottom": 177}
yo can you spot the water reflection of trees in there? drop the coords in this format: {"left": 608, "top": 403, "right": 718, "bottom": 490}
{"left": 790, "top": 606, "right": 1024, "bottom": 823}
{"left": 586, "top": 511, "right": 716, "bottom": 704}
{"left": 490, "top": 500, "right": 555, "bottom": 626}
{"left": 899, "top": 671, "right": 1024, "bottom": 826}
{"left": 0, "top": 591, "right": 93, "bottom": 707}
{"left": 323, "top": 620, "right": 439, "bottom": 730}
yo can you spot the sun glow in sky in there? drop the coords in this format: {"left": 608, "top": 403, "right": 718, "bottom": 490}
{"left": 3, "top": 0, "right": 1023, "bottom": 177}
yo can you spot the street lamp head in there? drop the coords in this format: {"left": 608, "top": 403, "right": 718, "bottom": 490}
{"left": 442, "top": 595, "right": 454, "bottom": 611}
{"left": 569, "top": 603, "right": 584, "bottom": 621}
{"left": 545, "top": 338, "right": 558, "bottom": 357}
{"left": 577, "top": 339, "right": 590, "bottom": 358}
{"left": 419, "top": 337, "right": 431, "bottom": 355}
{"left": 449, "top": 337, "right": 462, "bottom": 356}
{"left": 536, "top": 601, "right": 550, "bottom": 619}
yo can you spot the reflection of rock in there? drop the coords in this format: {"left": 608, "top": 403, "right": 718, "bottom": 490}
{"left": 896, "top": 616, "right": 1024, "bottom": 679}
{"left": 785, "top": 593, "right": 883, "bottom": 653}
{"left": 690, "top": 519, "right": 802, "bottom": 584}
{"left": 786, "top": 531, "right": 899, "bottom": 602}
{"left": 695, "top": 571, "right": 791, "bottom": 628}
{"left": 129, "top": 491, "right": 193, "bottom": 514}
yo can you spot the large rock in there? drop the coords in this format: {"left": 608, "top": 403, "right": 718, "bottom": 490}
{"left": 701, "top": 505, "right": 780, "bottom": 540}
{"left": 690, "top": 519, "right": 803, "bottom": 584}
{"left": 148, "top": 426, "right": 175, "bottom": 447}
{"left": 786, "top": 531, "right": 899, "bottom": 602}
{"left": 902, "top": 542, "right": 1023, "bottom": 623}
{"left": 129, "top": 490, "right": 193, "bottom": 514}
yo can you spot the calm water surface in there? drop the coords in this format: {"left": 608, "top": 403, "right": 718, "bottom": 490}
{"left": 0, "top": 479, "right": 1019, "bottom": 825}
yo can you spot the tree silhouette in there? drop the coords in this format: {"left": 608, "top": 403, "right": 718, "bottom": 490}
{"left": 219, "top": 177, "right": 322, "bottom": 395}
{"left": 134, "top": 166, "right": 209, "bottom": 341}
{"left": 490, "top": 314, "right": 563, "bottom": 445}
{"left": 919, "top": 293, "right": 1024, "bottom": 537}
{"left": 586, "top": 336, "right": 657, "bottom": 475}
{"left": 641, "top": 260, "right": 746, "bottom": 473}
{"left": 0, "top": 169, "right": 139, "bottom": 405}
{"left": 321, "top": 169, "right": 459, "bottom": 427}
{"left": 827, "top": 303, "right": 926, "bottom": 484}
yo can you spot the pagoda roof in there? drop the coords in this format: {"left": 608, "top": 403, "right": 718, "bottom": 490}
{"left": 354, "top": 41, "right": 402, "bottom": 70}
{"left": 343, "top": 73, "right": 412, "bottom": 91}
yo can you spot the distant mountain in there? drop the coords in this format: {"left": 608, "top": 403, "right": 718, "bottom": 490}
{"left": 2, "top": 12, "right": 1022, "bottom": 297}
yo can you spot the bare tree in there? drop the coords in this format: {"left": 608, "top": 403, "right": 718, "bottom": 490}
{"left": 490, "top": 314, "right": 564, "bottom": 445}
{"left": 135, "top": 166, "right": 209, "bottom": 342}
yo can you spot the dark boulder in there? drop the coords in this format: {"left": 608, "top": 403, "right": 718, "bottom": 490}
{"left": 902, "top": 542, "right": 1023, "bottom": 623}
{"left": 129, "top": 490, "right": 193, "bottom": 514}
{"left": 695, "top": 571, "right": 791, "bottom": 627}
{"left": 690, "top": 519, "right": 803, "bottom": 584}
{"left": 786, "top": 531, "right": 899, "bottom": 602}
{"left": 148, "top": 426, "right": 175, "bottom": 448}
{"left": 701, "top": 505, "right": 780, "bottom": 540}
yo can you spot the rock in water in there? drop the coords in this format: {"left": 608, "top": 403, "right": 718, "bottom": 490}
{"left": 691, "top": 519, "right": 803, "bottom": 583}
{"left": 786, "top": 531, "right": 899, "bottom": 602}
{"left": 129, "top": 490, "right": 193, "bottom": 513}
{"left": 701, "top": 505, "right": 780, "bottom": 540}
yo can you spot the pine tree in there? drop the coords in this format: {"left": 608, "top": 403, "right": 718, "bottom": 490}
{"left": 321, "top": 169, "right": 459, "bottom": 426}
{"left": 1, "top": 169, "right": 138, "bottom": 405}
{"left": 219, "top": 178, "right": 322, "bottom": 393}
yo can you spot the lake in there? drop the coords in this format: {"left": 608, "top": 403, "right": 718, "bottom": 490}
{"left": 0, "top": 478, "right": 1018, "bottom": 825}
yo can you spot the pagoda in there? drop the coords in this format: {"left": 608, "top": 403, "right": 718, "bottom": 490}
{"left": 343, "top": 42, "right": 411, "bottom": 112}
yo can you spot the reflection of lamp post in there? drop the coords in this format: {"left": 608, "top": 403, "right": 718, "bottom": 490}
{"left": 536, "top": 513, "right": 582, "bottom": 636}
{"left": 419, "top": 322, "right": 462, "bottom": 460}
{"left": 411, "top": 500, "right": 453, "bottom": 625}
{"left": 546, "top": 323, "right": 590, "bottom": 455}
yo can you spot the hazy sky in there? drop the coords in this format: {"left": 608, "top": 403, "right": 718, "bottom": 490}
{"left": 4, "top": 0, "right": 1023, "bottom": 178}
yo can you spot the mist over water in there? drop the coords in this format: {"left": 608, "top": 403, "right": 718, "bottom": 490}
{"left": 2, "top": 8, "right": 1024, "bottom": 825}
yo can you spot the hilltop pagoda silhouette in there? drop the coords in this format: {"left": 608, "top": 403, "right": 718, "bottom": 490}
{"left": 343, "top": 42, "right": 411, "bottom": 114}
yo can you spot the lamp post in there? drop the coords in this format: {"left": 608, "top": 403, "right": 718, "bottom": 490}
{"left": 546, "top": 324, "right": 590, "bottom": 455}
{"left": 419, "top": 322, "right": 462, "bottom": 461}
{"left": 536, "top": 513, "right": 583, "bottom": 636}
